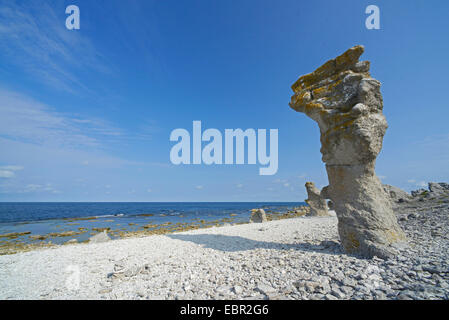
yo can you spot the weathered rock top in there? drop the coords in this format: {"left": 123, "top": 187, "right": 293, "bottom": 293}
{"left": 289, "top": 45, "right": 385, "bottom": 166}
{"left": 289, "top": 45, "right": 377, "bottom": 122}
{"left": 291, "top": 45, "right": 367, "bottom": 93}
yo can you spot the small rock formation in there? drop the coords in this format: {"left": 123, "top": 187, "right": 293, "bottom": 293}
{"left": 411, "top": 188, "right": 427, "bottom": 197}
{"left": 428, "top": 182, "right": 449, "bottom": 196}
{"left": 411, "top": 182, "right": 449, "bottom": 198}
{"left": 250, "top": 209, "right": 268, "bottom": 223}
{"left": 383, "top": 184, "right": 412, "bottom": 203}
{"left": 304, "top": 182, "right": 329, "bottom": 216}
{"left": 89, "top": 230, "right": 111, "bottom": 243}
{"left": 289, "top": 45, "right": 405, "bottom": 258}
{"left": 294, "top": 206, "right": 309, "bottom": 215}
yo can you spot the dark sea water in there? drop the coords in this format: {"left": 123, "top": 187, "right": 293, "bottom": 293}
{"left": 0, "top": 202, "right": 306, "bottom": 245}
{"left": 0, "top": 202, "right": 306, "bottom": 223}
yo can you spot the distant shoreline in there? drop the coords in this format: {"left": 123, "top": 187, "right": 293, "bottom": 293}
{"left": 0, "top": 203, "right": 308, "bottom": 255}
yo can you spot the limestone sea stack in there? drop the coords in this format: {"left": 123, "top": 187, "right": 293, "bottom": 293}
{"left": 289, "top": 45, "right": 406, "bottom": 258}
{"left": 304, "top": 182, "right": 329, "bottom": 216}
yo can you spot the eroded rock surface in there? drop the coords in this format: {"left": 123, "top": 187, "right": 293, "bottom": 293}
{"left": 305, "top": 182, "right": 329, "bottom": 216}
{"left": 250, "top": 209, "right": 268, "bottom": 223}
{"left": 289, "top": 45, "right": 405, "bottom": 258}
{"left": 383, "top": 184, "right": 412, "bottom": 203}
{"left": 428, "top": 182, "right": 449, "bottom": 197}
{"left": 409, "top": 182, "right": 449, "bottom": 200}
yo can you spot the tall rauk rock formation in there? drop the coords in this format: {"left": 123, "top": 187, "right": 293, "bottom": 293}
{"left": 289, "top": 45, "right": 405, "bottom": 258}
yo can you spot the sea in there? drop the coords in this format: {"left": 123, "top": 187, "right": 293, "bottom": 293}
{"left": 0, "top": 202, "right": 305, "bottom": 245}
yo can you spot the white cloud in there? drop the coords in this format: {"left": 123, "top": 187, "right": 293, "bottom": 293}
{"left": 147, "top": 189, "right": 152, "bottom": 193}
{"left": 417, "top": 181, "right": 427, "bottom": 188}
{"left": 195, "top": 185, "right": 204, "bottom": 190}
{"left": 274, "top": 178, "right": 289, "bottom": 184}
{"left": 236, "top": 184, "right": 243, "bottom": 188}
{"left": 0, "top": 89, "right": 124, "bottom": 149}
{"left": 21, "top": 183, "right": 61, "bottom": 194}
{"left": 0, "top": 165, "right": 24, "bottom": 171}
{"left": 24, "top": 184, "right": 42, "bottom": 191}
{"left": 407, "top": 179, "right": 427, "bottom": 188}
{"left": 0, "top": 170, "right": 15, "bottom": 178}
{"left": 0, "top": 165, "right": 23, "bottom": 178}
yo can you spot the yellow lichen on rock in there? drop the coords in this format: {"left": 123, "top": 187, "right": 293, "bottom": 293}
{"left": 335, "top": 45, "right": 364, "bottom": 70}
{"left": 344, "top": 232, "right": 360, "bottom": 250}
{"left": 291, "top": 45, "right": 364, "bottom": 93}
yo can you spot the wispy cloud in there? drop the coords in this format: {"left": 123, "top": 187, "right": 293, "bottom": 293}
{"left": 411, "top": 133, "right": 449, "bottom": 163}
{"left": 413, "top": 134, "right": 449, "bottom": 148}
{"left": 0, "top": 89, "right": 123, "bottom": 149}
{"left": 0, "top": 165, "right": 24, "bottom": 171}
{"left": 18, "top": 183, "right": 61, "bottom": 194}
{"left": 0, "top": 170, "right": 14, "bottom": 178}
{"left": 0, "top": 165, "right": 23, "bottom": 178}
{"left": 0, "top": 1, "right": 111, "bottom": 92}
{"left": 273, "top": 178, "right": 291, "bottom": 187}
{"left": 407, "top": 179, "right": 427, "bottom": 188}
{"left": 417, "top": 181, "right": 427, "bottom": 188}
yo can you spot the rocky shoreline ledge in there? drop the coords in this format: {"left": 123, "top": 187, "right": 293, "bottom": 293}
{"left": 0, "top": 183, "right": 448, "bottom": 300}
{"left": 0, "top": 206, "right": 309, "bottom": 255}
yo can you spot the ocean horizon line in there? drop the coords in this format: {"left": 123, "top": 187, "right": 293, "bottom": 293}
{"left": 0, "top": 201, "right": 307, "bottom": 204}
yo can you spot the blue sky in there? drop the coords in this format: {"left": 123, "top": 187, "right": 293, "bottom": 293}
{"left": 0, "top": 0, "right": 448, "bottom": 202}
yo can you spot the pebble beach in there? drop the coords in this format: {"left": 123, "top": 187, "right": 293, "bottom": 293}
{"left": 1, "top": 188, "right": 448, "bottom": 300}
